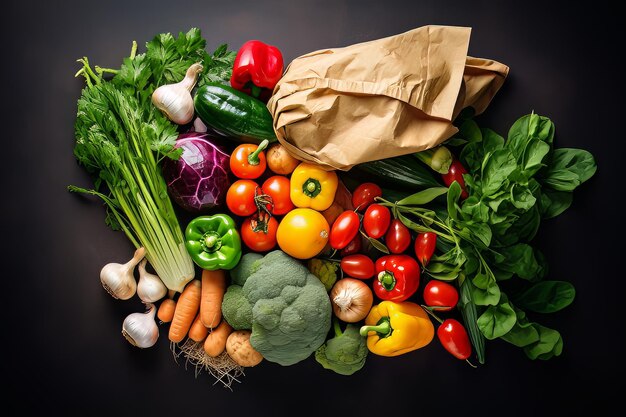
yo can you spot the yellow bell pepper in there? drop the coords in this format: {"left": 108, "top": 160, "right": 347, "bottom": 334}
{"left": 359, "top": 301, "right": 434, "bottom": 357}
{"left": 290, "top": 162, "right": 339, "bottom": 211}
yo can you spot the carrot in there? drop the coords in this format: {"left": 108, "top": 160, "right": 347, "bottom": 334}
{"left": 188, "top": 313, "right": 209, "bottom": 342}
{"left": 200, "top": 269, "right": 226, "bottom": 328}
{"left": 157, "top": 298, "right": 176, "bottom": 323}
{"left": 168, "top": 279, "right": 201, "bottom": 343}
{"left": 203, "top": 319, "right": 233, "bottom": 357}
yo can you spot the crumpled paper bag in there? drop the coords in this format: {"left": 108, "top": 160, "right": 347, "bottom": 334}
{"left": 267, "top": 25, "right": 509, "bottom": 170}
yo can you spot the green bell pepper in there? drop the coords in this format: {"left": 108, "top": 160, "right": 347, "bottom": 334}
{"left": 185, "top": 214, "right": 242, "bottom": 270}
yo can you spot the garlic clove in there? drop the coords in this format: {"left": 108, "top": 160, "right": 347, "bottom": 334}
{"left": 100, "top": 247, "right": 145, "bottom": 300}
{"left": 122, "top": 303, "right": 159, "bottom": 348}
{"left": 137, "top": 259, "right": 168, "bottom": 303}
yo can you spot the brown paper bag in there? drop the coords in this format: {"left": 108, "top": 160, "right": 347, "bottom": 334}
{"left": 267, "top": 25, "right": 509, "bottom": 170}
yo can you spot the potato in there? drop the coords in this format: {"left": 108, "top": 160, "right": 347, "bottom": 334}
{"left": 226, "top": 330, "right": 263, "bottom": 367}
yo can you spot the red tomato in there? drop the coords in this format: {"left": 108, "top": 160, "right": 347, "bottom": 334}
{"left": 415, "top": 232, "right": 437, "bottom": 266}
{"left": 423, "top": 280, "right": 459, "bottom": 311}
{"left": 437, "top": 318, "right": 472, "bottom": 360}
{"left": 340, "top": 234, "right": 362, "bottom": 257}
{"left": 226, "top": 179, "right": 259, "bottom": 217}
{"left": 229, "top": 142, "right": 267, "bottom": 179}
{"left": 441, "top": 159, "right": 469, "bottom": 199}
{"left": 262, "top": 175, "right": 294, "bottom": 215}
{"left": 363, "top": 204, "right": 391, "bottom": 239}
{"left": 329, "top": 210, "right": 360, "bottom": 249}
{"left": 241, "top": 213, "right": 278, "bottom": 252}
{"left": 340, "top": 254, "right": 375, "bottom": 279}
{"left": 385, "top": 219, "right": 411, "bottom": 254}
{"left": 352, "top": 182, "right": 383, "bottom": 212}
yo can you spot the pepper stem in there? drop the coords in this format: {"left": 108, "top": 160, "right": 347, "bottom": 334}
{"left": 360, "top": 317, "right": 392, "bottom": 338}
{"left": 202, "top": 231, "right": 223, "bottom": 253}
{"left": 303, "top": 178, "right": 322, "bottom": 198}
{"left": 251, "top": 84, "right": 262, "bottom": 98}
{"left": 248, "top": 140, "right": 269, "bottom": 166}
{"left": 378, "top": 271, "right": 396, "bottom": 291}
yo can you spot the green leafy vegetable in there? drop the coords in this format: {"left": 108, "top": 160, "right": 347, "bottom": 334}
{"left": 69, "top": 28, "right": 235, "bottom": 292}
{"left": 377, "top": 110, "right": 596, "bottom": 362}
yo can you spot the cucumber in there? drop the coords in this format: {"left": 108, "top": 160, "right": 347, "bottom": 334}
{"left": 347, "top": 155, "right": 442, "bottom": 191}
{"left": 194, "top": 83, "right": 277, "bottom": 144}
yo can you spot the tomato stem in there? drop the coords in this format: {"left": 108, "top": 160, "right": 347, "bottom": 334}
{"left": 247, "top": 139, "right": 269, "bottom": 166}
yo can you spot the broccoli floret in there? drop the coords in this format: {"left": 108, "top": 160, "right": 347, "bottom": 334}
{"left": 315, "top": 320, "right": 368, "bottom": 376}
{"left": 307, "top": 258, "right": 339, "bottom": 291}
{"left": 221, "top": 250, "right": 332, "bottom": 366}
{"left": 221, "top": 285, "right": 253, "bottom": 330}
{"left": 230, "top": 252, "right": 263, "bottom": 286}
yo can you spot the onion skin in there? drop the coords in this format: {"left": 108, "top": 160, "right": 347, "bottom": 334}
{"left": 330, "top": 278, "right": 374, "bottom": 323}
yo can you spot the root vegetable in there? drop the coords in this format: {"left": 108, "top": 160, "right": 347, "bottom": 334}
{"left": 122, "top": 303, "right": 159, "bottom": 348}
{"left": 200, "top": 269, "right": 226, "bottom": 328}
{"left": 188, "top": 313, "right": 209, "bottom": 342}
{"left": 157, "top": 298, "right": 176, "bottom": 323}
{"left": 330, "top": 278, "right": 374, "bottom": 323}
{"left": 169, "top": 280, "right": 201, "bottom": 343}
{"left": 204, "top": 319, "right": 233, "bottom": 357}
{"left": 137, "top": 259, "right": 168, "bottom": 303}
{"left": 266, "top": 143, "right": 299, "bottom": 175}
{"left": 226, "top": 330, "right": 263, "bottom": 367}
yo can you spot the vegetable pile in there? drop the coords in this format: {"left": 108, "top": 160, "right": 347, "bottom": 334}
{"left": 70, "top": 28, "right": 597, "bottom": 389}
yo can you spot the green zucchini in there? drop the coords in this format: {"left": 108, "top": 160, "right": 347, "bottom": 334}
{"left": 194, "top": 83, "right": 277, "bottom": 144}
{"left": 347, "top": 155, "right": 442, "bottom": 191}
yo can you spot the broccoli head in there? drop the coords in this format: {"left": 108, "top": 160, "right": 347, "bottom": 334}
{"left": 315, "top": 320, "right": 368, "bottom": 376}
{"left": 221, "top": 250, "right": 332, "bottom": 366}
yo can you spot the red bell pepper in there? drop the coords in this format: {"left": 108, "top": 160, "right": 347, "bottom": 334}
{"left": 373, "top": 255, "right": 420, "bottom": 302}
{"left": 230, "top": 40, "right": 284, "bottom": 101}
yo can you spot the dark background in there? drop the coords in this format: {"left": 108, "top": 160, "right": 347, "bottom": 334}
{"left": 2, "top": 0, "right": 622, "bottom": 415}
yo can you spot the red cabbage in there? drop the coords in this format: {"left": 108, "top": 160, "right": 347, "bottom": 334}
{"left": 162, "top": 133, "right": 232, "bottom": 212}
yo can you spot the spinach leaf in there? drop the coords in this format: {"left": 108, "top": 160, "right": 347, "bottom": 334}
{"left": 500, "top": 307, "right": 539, "bottom": 347}
{"left": 507, "top": 113, "right": 554, "bottom": 161}
{"left": 542, "top": 148, "right": 597, "bottom": 191}
{"left": 481, "top": 149, "right": 516, "bottom": 195}
{"left": 513, "top": 281, "right": 575, "bottom": 313}
{"left": 490, "top": 243, "right": 546, "bottom": 281}
{"left": 523, "top": 325, "right": 563, "bottom": 360}
{"left": 471, "top": 272, "right": 501, "bottom": 305}
{"left": 396, "top": 187, "right": 449, "bottom": 206}
{"left": 477, "top": 298, "right": 517, "bottom": 339}
{"left": 446, "top": 181, "right": 462, "bottom": 220}
{"left": 539, "top": 189, "right": 573, "bottom": 219}
{"left": 460, "top": 118, "right": 482, "bottom": 144}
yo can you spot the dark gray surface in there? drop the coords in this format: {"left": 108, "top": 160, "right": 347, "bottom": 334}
{"left": 2, "top": 0, "right": 620, "bottom": 415}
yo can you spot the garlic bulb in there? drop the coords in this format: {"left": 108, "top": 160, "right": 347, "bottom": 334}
{"left": 137, "top": 259, "right": 168, "bottom": 303}
{"left": 152, "top": 62, "right": 203, "bottom": 125}
{"left": 122, "top": 303, "right": 159, "bottom": 348}
{"left": 100, "top": 247, "right": 145, "bottom": 300}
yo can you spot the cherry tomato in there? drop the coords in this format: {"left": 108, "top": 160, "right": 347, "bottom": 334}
{"left": 329, "top": 210, "right": 360, "bottom": 250}
{"left": 241, "top": 213, "right": 278, "bottom": 252}
{"left": 415, "top": 232, "right": 437, "bottom": 266}
{"left": 262, "top": 175, "right": 294, "bottom": 215}
{"left": 437, "top": 318, "right": 472, "bottom": 360}
{"left": 229, "top": 141, "right": 268, "bottom": 179}
{"left": 276, "top": 208, "right": 329, "bottom": 259}
{"left": 352, "top": 182, "right": 383, "bottom": 212}
{"left": 340, "top": 254, "right": 375, "bottom": 279}
{"left": 385, "top": 219, "right": 411, "bottom": 254}
{"left": 363, "top": 204, "right": 391, "bottom": 239}
{"left": 441, "top": 159, "right": 469, "bottom": 199}
{"left": 340, "top": 234, "right": 362, "bottom": 257}
{"left": 423, "top": 280, "right": 459, "bottom": 311}
{"left": 226, "top": 179, "right": 259, "bottom": 217}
